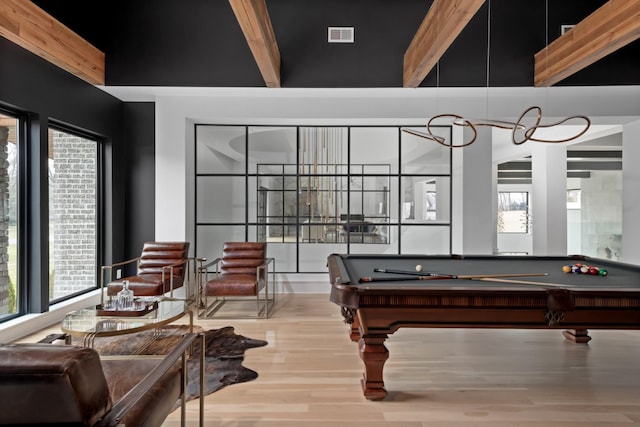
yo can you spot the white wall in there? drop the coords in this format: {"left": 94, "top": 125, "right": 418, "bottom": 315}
{"left": 97, "top": 86, "right": 640, "bottom": 266}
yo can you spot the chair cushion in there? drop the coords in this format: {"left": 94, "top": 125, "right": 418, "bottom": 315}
{"left": 0, "top": 344, "right": 112, "bottom": 426}
{"left": 108, "top": 273, "right": 181, "bottom": 296}
{"left": 205, "top": 274, "right": 263, "bottom": 296}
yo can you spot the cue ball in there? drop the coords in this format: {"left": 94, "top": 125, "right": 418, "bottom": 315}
{"left": 415, "top": 264, "right": 423, "bottom": 272}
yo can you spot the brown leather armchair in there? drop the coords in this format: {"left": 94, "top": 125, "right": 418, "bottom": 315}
{"left": 102, "top": 241, "right": 192, "bottom": 302}
{"left": 0, "top": 333, "right": 204, "bottom": 427}
{"left": 199, "top": 242, "right": 275, "bottom": 318}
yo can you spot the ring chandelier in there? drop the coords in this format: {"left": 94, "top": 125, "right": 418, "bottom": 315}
{"left": 402, "top": 106, "right": 591, "bottom": 148}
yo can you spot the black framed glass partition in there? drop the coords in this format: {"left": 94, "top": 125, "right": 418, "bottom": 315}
{"left": 195, "top": 124, "right": 452, "bottom": 273}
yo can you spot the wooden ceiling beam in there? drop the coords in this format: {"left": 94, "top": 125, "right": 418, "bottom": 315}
{"left": 228, "top": 0, "right": 281, "bottom": 88}
{"left": 535, "top": 0, "right": 640, "bottom": 87}
{"left": 0, "top": 0, "right": 105, "bottom": 85}
{"left": 403, "top": 0, "right": 486, "bottom": 88}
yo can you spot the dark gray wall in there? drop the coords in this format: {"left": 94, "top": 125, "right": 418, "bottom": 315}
{"left": 0, "top": 37, "right": 135, "bottom": 309}
{"left": 123, "top": 103, "right": 156, "bottom": 259}
{"left": 34, "top": 0, "right": 640, "bottom": 88}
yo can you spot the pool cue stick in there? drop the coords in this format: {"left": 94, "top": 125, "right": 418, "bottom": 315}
{"left": 374, "top": 268, "right": 438, "bottom": 276}
{"left": 359, "top": 273, "right": 548, "bottom": 283}
{"left": 472, "top": 277, "right": 567, "bottom": 288}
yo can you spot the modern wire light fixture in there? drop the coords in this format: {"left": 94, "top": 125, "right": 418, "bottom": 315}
{"left": 403, "top": 0, "right": 591, "bottom": 148}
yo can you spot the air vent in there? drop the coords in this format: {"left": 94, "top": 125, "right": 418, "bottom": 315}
{"left": 561, "top": 24, "right": 575, "bottom": 35}
{"left": 328, "top": 27, "right": 354, "bottom": 43}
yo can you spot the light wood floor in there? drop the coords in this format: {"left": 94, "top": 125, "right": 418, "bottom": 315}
{"left": 20, "top": 293, "right": 640, "bottom": 426}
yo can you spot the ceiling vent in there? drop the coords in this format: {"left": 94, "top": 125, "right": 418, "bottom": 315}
{"left": 328, "top": 27, "right": 354, "bottom": 43}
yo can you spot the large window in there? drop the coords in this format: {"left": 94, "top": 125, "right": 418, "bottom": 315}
{"left": 48, "top": 127, "right": 98, "bottom": 302}
{"left": 195, "top": 125, "right": 452, "bottom": 273}
{"left": 0, "top": 113, "right": 19, "bottom": 319}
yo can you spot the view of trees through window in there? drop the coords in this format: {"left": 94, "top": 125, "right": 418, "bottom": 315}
{"left": 498, "top": 191, "right": 530, "bottom": 234}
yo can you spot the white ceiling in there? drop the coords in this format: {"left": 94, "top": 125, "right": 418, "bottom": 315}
{"left": 99, "top": 85, "right": 640, "bottom": 124}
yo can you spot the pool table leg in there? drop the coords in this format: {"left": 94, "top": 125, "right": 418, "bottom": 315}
{"left": 563, "top": 329, "right": 592, "bottom": 343}
{"left": 348, "top": 316, "right": 390, "bottom": 400}
{"left": 358, "top": 335, "right": 389, "bottom": 400}
{"left": 349, "top": 316, "right": 361, "bottom": 342}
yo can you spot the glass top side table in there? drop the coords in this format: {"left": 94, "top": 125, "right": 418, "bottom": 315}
{"left": 61, "top": 298, "right": 193, "bottom": 348}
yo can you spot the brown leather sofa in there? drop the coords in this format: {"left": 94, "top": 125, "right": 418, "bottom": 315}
{"left": 102, "top": 241, "right": 191, "bottom": 300}
{"left": 0, "top": 333, "right": 203, "bottom": 427}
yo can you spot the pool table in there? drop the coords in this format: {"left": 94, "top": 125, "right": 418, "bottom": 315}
{"left": 327, "top": 253, "right": 640, "bottom": 400}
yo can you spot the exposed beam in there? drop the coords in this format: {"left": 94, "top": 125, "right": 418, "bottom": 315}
{"left": 403, "top": 0, "right": 486, "bottom": 88}
{"left": 0, "top": 0, "right": 105, "bottom": 85}
{"left": 228, "top": 0, "right": 281, "bottom": 88}
{"left": 535, "top": 0, "right": 640, "bottom": 87}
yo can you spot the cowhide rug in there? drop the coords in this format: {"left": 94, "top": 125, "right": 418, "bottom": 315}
{"left": 71, "top": 325, "right": 267, "bottom": 403}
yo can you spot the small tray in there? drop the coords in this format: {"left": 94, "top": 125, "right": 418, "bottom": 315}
{"left": 96, "top": 300, "right": 159, "bottom": 317}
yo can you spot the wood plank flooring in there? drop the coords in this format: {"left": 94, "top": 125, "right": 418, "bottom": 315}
{"left": 19, "top": 293, "right": 640, "bottom": 426}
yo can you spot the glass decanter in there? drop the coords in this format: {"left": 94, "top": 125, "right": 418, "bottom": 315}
{"left": 117, "top": 280, "right": 134, "bottom": 310}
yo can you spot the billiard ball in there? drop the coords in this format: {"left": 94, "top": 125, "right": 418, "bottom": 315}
{"left": 562, "top": 265, "right": 571, "bottom": 273}
{"left": 580, "top": 265, "right": 590, "bottom": 274}
{"left": 415, "top": 264, "right": 423, "bottom": 272}
{"left": 599, "top": 269, "right": 608, "bottom": 276}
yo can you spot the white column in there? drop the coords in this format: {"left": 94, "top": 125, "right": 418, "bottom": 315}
{"left": 414, "top": 180, "right": 427, "bottom": 221}
{"left": 155, "top": 99, "right": 191, "bottom": 243}
{"left": 435, "top": 176, "right": 451, "bottom": 222}
{"left": 531, "top": 143, "right": 567, "bottom": 255}
{"left": 622, "top": 119, "right": 640, "bottom": 264}
{"left": 452, "top": 126, "right": 496, "bottom": 255}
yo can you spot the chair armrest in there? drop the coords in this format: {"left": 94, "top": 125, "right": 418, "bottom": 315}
{"left": 160, "top": 258, "right": 191, "bottom": 298}
{"left": 94, "top": 332, "right": 204, "bottom": 427}
{"left": 257, "top": 257, "right": 274, "bottom": 270}
{"left": 198, "top": 257, "right": 223, "bottom": 273}
{"left": 192, "top": 257, "right": 206, "bottom": 270}
{"left": 37, "top": 333, "right": 71, "bottom": 345}
{"left": 160, "top": 258, "right": 190, "bottom": 274}
{"left": 101, "top": 256, "right": 141, "bottom": 273}
{"left": 160, "top": 258, "right": 190, "bottom": 280}
{"left": 100, "top": 257, "right": 142, "bottom": 303}
{"left": 100, "top": 257, "right": 142, "bottom": 284}
{"left": 256, "top": 257, "right": 275, "bottom": 279}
